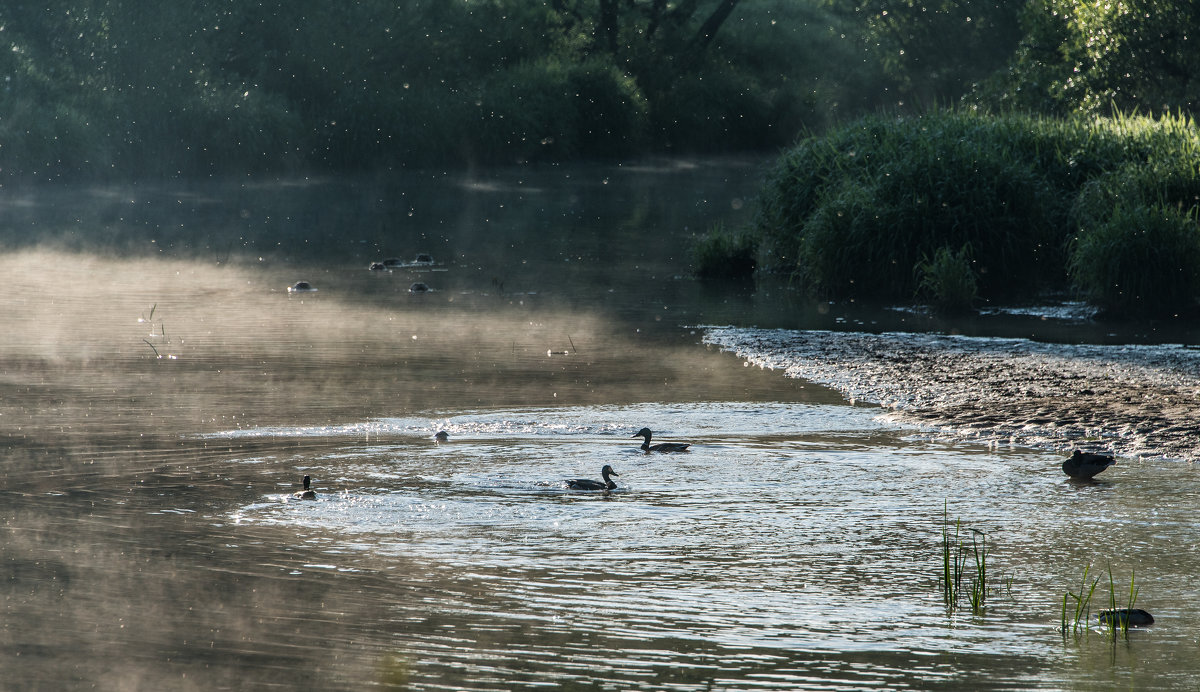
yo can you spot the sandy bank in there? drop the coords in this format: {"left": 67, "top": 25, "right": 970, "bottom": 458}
{"left": 704, "top": 327, "right": 1200, "bottom": 461}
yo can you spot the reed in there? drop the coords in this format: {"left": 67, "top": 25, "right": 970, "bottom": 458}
{"left": 1061, "top": 563, "right": 1100, "bottom": 639}
{"left": 941, "top": 503, "right": 993, "bottom": 615}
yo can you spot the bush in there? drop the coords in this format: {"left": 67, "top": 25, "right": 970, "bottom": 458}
{"left": 757, "top": 109, "right": 1200, "bottom": 309}
{"left": 1069, "top": 204, "right": 1200, "bottom": 317}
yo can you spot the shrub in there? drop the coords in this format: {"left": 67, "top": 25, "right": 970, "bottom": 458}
{"left": 758, "top": 109, "right": 1200, "bottom": 308}
{"left": 1069, "top": 203, "right": 1200, "bottom": 317}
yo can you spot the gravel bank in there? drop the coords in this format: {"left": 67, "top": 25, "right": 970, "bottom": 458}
{"left": 704, "top": 327, "right": 1200, "bottom": 461}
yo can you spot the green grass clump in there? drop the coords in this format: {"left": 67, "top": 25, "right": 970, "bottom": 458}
{"left": 756, "top": 109, "right": 1200, "bottom": 316}
{"left": 1062, "top": 565, "right": 1143, "bottom": 641}
{"left": 693, "top": 222, "right": 758, "bottom": 280}
{"left": 916, "top": 244, "right": 978, "bottom": 313}
{"left": 941, "top": 504, "right": 995, "bottom": 615}
{"left": 1061, "top": 563, "right": 1100, "bottom": 639}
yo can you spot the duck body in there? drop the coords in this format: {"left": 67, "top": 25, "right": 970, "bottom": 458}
{"left": 293, "top": 475, "right": 317, "bottom": 500}
{"left": 287, "top": 281, "right": 317, "bottom": 293}
{"left": 1062, "top": 450, "right": 1115, "bottom": 480}
{"left": 632, "top": 427, "right": 690, "bottom": 453}
{"left": 565, "top": 465, "right": 620, "bottom": 491}
{"left": 434, "top": 431, "right": 449, "bottom": 443}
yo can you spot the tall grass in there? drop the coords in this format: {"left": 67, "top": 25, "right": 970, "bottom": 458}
{"left": 753, "top": 109, "right": 1200, "bottom": 316}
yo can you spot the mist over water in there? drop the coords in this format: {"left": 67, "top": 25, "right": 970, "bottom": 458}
{"left": 4, "top": 160, "right": 1200, "bottom": 690}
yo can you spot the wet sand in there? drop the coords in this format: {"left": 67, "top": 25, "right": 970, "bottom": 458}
{"left": 704, "top": 327, "right": 1200, "bottom": 462}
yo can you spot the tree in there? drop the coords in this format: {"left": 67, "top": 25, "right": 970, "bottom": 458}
{"left": 979, "top": 0, "right": 1200, "bottom": 116}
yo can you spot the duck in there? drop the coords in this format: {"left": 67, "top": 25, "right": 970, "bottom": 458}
{"left": 368, "top": 261, "right": 387, "bottom": 271}
{"left": 293, "top": 475, "right": 317, "bottom": 500}
{"left": 565, "top": 465, "right": 620, "bottom": 491}
{"left": 409, "top": 282, "right": 431, "bottom": 293}
{"left": 413, "top": 253, "right": 434, "bottom": 265}
{"left": 434, "top": 430, "right": 450, "bottom": 443}
{"left": 287, "top": 281, "right": 317, "bottom": 293}
{"left": 1062, "top": 450, "right": 1115, "bottom": 480}
{"left": 632, "top": 427, "right": 690, "bottom": 453}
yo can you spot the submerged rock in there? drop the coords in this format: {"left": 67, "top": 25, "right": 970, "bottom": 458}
{"left": 1098, "top": 608, "right": 1154, "bottom": 627}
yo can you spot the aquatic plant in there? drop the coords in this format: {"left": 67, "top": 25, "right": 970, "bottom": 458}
{"left": 941, "top": 504, "right": 993, "bottom": 615}
{"left": 1100, "top": 568, "right": 1141, "bottom": 640}
{"left": 1061, "top": 563, "right": 1100, "bottom": 639}
{"left": 1061, "top": 564, "right": 1143, "bottom": 641}
{"left": 692, "top": 221, "right": 758, "bottom": 280}
{"left": 916, "top": 244, "right": 978, "bottom": 314}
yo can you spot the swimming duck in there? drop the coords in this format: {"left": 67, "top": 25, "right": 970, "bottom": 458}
{"left": 409, "top": 282, "right": 431, "bottom": 293}
{"left": 434, "top": 430, "right": 449, "bottom": 443}
{"left": 287, "top": 281, "right": 317, "bottom": 293}
{"left": 632, "top": 427, "right": 690, "bottom": 453}
{"left": 382, "top": 258, "right": 403, "bottom": 268}
{"left": 413, "top": 253, "right": 434, "bottom": 265}
{"left": 565, "top": 465, "right": 620, "bottom": 491}
{"left": 293, "top": 475, "right": 317, "bottom": 500}
{"left": 1062, "top": 450, "right": 1115, "bottom": 480}
{"left": 368, "top": 261, "right": 387, "bottom": 271}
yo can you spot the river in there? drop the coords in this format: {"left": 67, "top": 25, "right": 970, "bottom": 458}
{"left": 3, "top": 158, "right": 1199, "bottom": 690}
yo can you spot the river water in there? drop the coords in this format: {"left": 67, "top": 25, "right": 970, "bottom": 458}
{"left": 3, "top": 159, "right": 1199, "bottom": 690}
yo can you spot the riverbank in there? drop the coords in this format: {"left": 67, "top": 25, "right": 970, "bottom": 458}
{"left": 703, "top": 327, "right": 1200, "bottom": 462}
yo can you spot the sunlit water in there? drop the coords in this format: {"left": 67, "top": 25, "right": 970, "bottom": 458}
{"left": 4, "top": 160, "right": 1200, "bottom": 690}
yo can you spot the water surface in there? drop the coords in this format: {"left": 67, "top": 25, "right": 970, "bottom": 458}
{"left": 3, "top": 160, "right": 1199, "bottom": 690}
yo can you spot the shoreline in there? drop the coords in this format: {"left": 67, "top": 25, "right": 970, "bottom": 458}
{"left": 703, "top": 327, "right": 1200, "bottom": 462}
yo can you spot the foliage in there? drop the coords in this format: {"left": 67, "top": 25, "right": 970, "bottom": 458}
{"left": 977, "top": 0, "right": 1200, "bottom": 116}
{"left": 0, "top": 0, "right": 852, "bottom": 179}
{"left": 754, "top": 109, "right": 1200, "bottom": 312}
{"left": 832, "top": 0, "right": 1024, "bottom": 110}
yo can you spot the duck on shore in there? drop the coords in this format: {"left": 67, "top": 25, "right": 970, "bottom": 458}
{"left": 1062, "top": 450, "right": 1116, "bottom": 480}
{"left": 293, "top": 475, "right": 317, "bottom": 500}
{"left": 565, "top": 465, "right": 620, "bottom": 491}
{"left": 633, "top": 428, "right": 690, "bottom": 453}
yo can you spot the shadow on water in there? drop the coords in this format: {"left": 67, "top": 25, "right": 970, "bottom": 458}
{"left": 3, "top": 159, "right": 1200, "bottom": 690}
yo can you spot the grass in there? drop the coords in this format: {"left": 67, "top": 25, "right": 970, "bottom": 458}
{"left": 1062, "top": 565, "right": 1142, "bottom": 641}
{"left": 916, "top": 244, "right": 978, "bottom": 314}
{"left": 692, "top": 221, "right": 758, "bottom": 280}
{"left": 941, "top": 503, "right": 997, "bottom": 615}
{"left": 1061, "top": 563, "right": 1100, "bottom": 638}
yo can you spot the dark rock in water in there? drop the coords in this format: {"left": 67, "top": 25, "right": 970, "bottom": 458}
{"left": 1062, "top": 450, "right": 1115, "bottom": 480}
{"left": 1098, "top": 608, "right": 1154, "bottom": 627}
